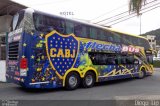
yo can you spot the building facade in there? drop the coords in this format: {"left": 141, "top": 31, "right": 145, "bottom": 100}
{"left": 146, "top": 35, "right": 156, "bottom": 50}
{"left": 0, "top": 0, "right": 26, "bottom": 82}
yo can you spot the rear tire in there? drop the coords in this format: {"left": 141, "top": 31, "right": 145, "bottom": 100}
{"left": 65, "top": 72, "right": 80, "bottom": 90}
{"left": 82, "top": 71, "right": 95, "bottom": 88}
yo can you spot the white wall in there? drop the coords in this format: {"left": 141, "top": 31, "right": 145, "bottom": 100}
{"left": 0, "top": 60, "right": 6, "bottom": 82}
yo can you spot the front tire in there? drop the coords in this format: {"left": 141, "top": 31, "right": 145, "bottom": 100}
{"left": 138, "top": 68, "right": 146, "bottom": 79}
{"left": 82, "top": 71, "right": 95, "bottom": 88}
{"left": 65, "top": 72, "right": 80, "bottom": 90}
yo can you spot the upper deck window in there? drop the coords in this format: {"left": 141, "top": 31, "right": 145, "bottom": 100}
{"left": 66, "top": 20, "right": 74, "bottom": 34}
{"left": 33, "top": 13, "right": 65, "bottom": 34}
{"left": 138, "top": 38, "right": 150, "bottom": 49}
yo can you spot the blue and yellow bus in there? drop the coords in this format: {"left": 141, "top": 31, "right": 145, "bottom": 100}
{"left": 6, "top": 8, "right": 154, "bottom": 90}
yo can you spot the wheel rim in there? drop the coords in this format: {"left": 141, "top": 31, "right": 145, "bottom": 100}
{"left": 139, "top": 71, "right": 144, "bottom": 78}
{"left": 85, "top": 75, "right": 93, "bottom": 86}
{"left": 69, "top": 76, "right": 77, "bottom": 88}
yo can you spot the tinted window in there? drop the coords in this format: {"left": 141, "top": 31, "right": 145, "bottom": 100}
{"left": 137, "top": 38, "right": 143, "bottom": 46}
{"left": 115, "top": 55, "right": 134, "bottom": 64}
{"left": 121, "top": 34, "right": 132, "bottom": 45}
{"left": 121, "top": 56, "right": 126, "bottom": 64}
{"left": 97, "top": 30, "right": 108, "bottom": 41}
{"left": 105, "top": 31, "right": 114, "bottom": 42}
{"left": 112, "top": 32, "right": 121, "bottom": 43}
{"left": 89, "top": 27, "right": 97, "bottom": 39}
{"left": 74, "top": 23, "right": 82, "bottom": 37}
{"left": 130, "top": 36, "right": 138, "bottom": 45}
{"left": 74, "top": 23, "right": 88, "bottom": 38}
{"left": 142, "top": 39, "right": 150, "bottom": 49}
{"left": 89, "top": 53, "right": 116, "bottom": 65}
{"left": 139, "top": 38, "right": 150, "bottom": 49}
{"left": 66, "top": 20, "right": 74, "bottom": 34}
{"left": 106, "top": 55, "right": 116, "bottom": 64}
{"left": 115, "top": 55, "right": 121, "bottom": 64}
{"left": 126, "top": 55, "right": 134, "bottom": 64}
{"left": 33, "top": 13, "right": 65, "bottom": 34}
{"left": 130, "top": 36, "right": 134, "bottom": 45}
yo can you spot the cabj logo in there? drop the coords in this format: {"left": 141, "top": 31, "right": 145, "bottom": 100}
{"left": 45, "top": 31, "right": 79, "bottom": 78}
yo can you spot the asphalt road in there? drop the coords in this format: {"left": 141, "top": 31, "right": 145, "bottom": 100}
{"left": 1, "top": 68, "right": 160, "bottom": 106}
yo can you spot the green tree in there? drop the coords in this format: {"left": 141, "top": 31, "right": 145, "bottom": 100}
{"left": 129, "top": 0, "right": 147, "bottom": 15}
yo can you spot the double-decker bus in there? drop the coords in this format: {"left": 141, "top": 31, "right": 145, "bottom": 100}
{"left": 6, "top": 8, "right": 154, "bottom": 90}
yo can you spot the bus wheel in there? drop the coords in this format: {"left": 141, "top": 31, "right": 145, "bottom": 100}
{"left": 138, "top": 68, "right": 146, "bottom": 79}
{"left": 82, "top": 71, "right": 95, "bottom": 88}
{"left": 65, "top": 72, "right": 80, "bottom": 90}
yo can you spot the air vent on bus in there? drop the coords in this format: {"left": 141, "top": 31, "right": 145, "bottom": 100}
{"left": 8, "top": 41, "right": 19, "bottom": 60}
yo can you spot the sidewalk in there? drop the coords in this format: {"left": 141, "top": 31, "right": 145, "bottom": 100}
{"left": 0, "top": 60, "right": 6, "bottom": 82}
{"left": 154, "top": 68, "right": 160, "bottom": 71}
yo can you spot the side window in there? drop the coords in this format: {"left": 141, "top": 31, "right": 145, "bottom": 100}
{"left": 74, "top": 23, "right": 82, "bottom": 36}
{"left": 97, "top": 30, "right": 107, "bottom": 41}
{"left": 89, "top": 27, "right": 97, "bottom": 39}
{"left": 56, "top": 19, "right": 65, "bottom": 34}
{"left": 108, "top": 36, "right": 114, "bottom": 42}
{"left": 115, "top": 55, "right": 121, "bottom": 64}
{"left": 106, "top": 54, "right": 116, "bottom": 65}
{"left": 82, "top": 25, "right": 89, "bottom": 38}
{"left": 89, "top": 53, "right": 116, "bottom": 65}
{"left": 42, "top": 15, "right": 55, "bottom": 32}
{"left": 127, "top": 36, "right": 132, "bottom": 45}
{"left": 130, "top": 36, "right": 136, "bottom": 45}
{"left": 126, "top": 55, "right": 134, "bottom": 64}
{"left": 137, "top": 38, "right": 150, "bottom": 49}
{"left": 122, "top": 35, "right": 131, "bottom": 45}
{"left": 45, "top": 16, "right": 65, "bottom": 34}
{"left": 117, "top": 33, "right": 123, "bottom": 42}
{"left": 66, "top": 20, "right": 74, "bottom": 34}
{"left": 132, "top": 37, "right": 139, "bottom": 46}
{"left": 34, "top": 14, "right": 66, "bottom": 34}
{"left": 129, "top": 36, "right": 133, "bottom": 45}
{"left": 121, "top": 55, "right": 127, "bottom": 64}
{"left": 137, "top": 38, "right": 143, "bottom": 47}
{"left": 74, "top": 23, "right": 87, "bottom": 38}
{"left": 112, "top": 32, "right": 121, "bottom": 43}
{"left": 34, "top": 14, "right": 44, "bottom": 31}
{"left": 105, "top": 31, "right": 114, "bottom": 42}
{"left": 142, "top": 39, "right": 150, "bottom": 49}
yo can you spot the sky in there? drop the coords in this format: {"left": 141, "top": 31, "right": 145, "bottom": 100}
{"left": 12, "top": 0, "right": 160, "bottom": 35}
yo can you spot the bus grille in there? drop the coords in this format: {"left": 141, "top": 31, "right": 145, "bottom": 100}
{"left": 8, "top": 41, "right": 19, "bottom": 60}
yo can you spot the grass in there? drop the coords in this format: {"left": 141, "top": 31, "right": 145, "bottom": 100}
{"left": 153, "top": 60, "right": 160, "bottom": 68}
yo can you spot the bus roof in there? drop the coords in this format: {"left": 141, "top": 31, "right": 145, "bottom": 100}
{"left": 25, "top": 8, "right": 148, "bottom": 41}
{"left": 106, "top": 28, "right": 148, "bottom": 40}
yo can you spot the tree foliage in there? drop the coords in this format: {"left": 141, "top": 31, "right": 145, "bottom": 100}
{"left": 129, "top": 0, "right": 146, "bottom": 16}
{"left": 143, "top": 28, "right": 160, "bottom": 45}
